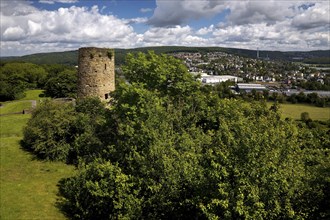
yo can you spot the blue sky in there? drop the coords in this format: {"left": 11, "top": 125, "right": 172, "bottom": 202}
{"left": 1, "top": 0, "right": 329, "bottom": 56}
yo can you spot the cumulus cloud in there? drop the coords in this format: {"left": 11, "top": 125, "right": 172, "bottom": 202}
{"left": 141, "top": 25, "right": 209, "bottom": 46}
{"left": 148, "top": 0, "right": 227, "bottom": 27}
{"left": 146, "top": 0, "right": 329, "bottom": 51}
{"left": 226, "top": 0, "right": 296, "bottom": 26}
{"left": 0, "top": 1, "right": 140, "bottom": 55}
{"left": 205, "top": 0, "right": 328, "bottom": 51}
{"left": 196, "top": 25, "right": 214, "bottom": 35}
{"left": 291, "top": 2, "right": 329, "bottom": 30}
{"left": 1, "top": 0, "right": 329, "bottom": 56}
{"left": 3, "top": 26, "right": 26, "bottom": 41}
{"left": 39, "top": 0, "right": 78, "bottom": 4}
{"left": 211, "top": 17, "right": 329, "bottom": 51}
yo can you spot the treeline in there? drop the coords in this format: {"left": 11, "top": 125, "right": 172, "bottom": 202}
{"left": 0, "top": 61, "right": 77, "bottom": 101}
{"left": 22, "top": 52, "right": 329, "bottom": 219}
{"left": 303, "top": 57, "right": 330, "bottom": 65}
{"left": 251, "top": 90, "right": 329, "bottom": 107}
{"left": 297, "top": 79, "right": 330, "bottom": 91}
{"left": 2, "top": 47, "right": 329, "bottom": 66}
{"left": 200, "top": 82, "right": 330, "bottom": 107}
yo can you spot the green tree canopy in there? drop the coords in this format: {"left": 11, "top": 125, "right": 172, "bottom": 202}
{"left": 21, "top": 52, "right": 329, "bottom": 219}
{"left": 21, "top": 100, "right": 76, "bottom": 161}
{"left": 0, "top": 62, "right": 47, "bottom": 101}
{"left": 44, "top": 69, "right": 77, "bottom": 98}
{"left": 122, "top": 51, "right": 200, "bottom": 98}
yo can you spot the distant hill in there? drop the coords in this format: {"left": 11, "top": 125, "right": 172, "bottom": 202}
{"left": 1, "top": 46, "right": 329, "bottom": 66}
{"left": 1, "top": 50, "right": 79, "bottom": 66}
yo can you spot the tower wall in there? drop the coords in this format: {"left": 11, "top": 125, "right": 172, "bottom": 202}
{"left": 77, "top": 47, "right": 115, "bottom": 100}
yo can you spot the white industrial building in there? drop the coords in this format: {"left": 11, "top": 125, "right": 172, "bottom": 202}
{"left": 199, "top": 74, "right": 243, "bottom": 84}
{"left": 236, "top": 83, "right": 267, "bottom": 92}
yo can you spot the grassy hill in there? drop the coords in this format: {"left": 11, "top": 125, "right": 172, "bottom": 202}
{"left": 0, "top": 91, "right": 75, "bottom": 220}
{"left": 1, "top": 50, "right": 78, "bottom": 66}
{"left": 2, "top": 46, "right": 329, "bottom": 66}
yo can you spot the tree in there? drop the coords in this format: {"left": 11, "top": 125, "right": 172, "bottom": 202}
{"left": 107, "top": 82, "right": 207, "bottom": 218}
{"left": 198, "top": 100, "right": 306, "bottom": 219}
{"left": 21, "top": 51, "right": 328, "bottom": 219}
{"left": 301, "top": 112, "right": 311, "bottom": 122}
{"left": 58, "top": 160, "right": 141, "bottom": 220}
{"left": 71, "top": 97, "right": 109, "bottom": 164}
{"left": 60, "top": 92, "right": 311, "bottom": 219}
{"left": 122, "top": 51, "right": 200, "bottom": 98}
{"left": 0, "top": 72, "right": 26, "bottom": 101}
{"left": 44, "top": 69, "right": 77, "bottom": 98}
{"left": 0, "top": 62, "right": 47, "bottom": 101}
{"left": 0, "top": 62, "right": 47, "bottom": 89}
{"left": 21, "top": 100, "right": 76, "bottom": 161}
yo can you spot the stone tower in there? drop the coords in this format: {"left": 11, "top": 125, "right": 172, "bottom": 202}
{"left": 77, "top": 47, "right": 115, "bottom": 100}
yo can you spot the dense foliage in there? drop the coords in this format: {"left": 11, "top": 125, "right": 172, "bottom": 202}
{"left": 0, "top": 62, "right": 77, "bottom": 101}
{"left": 22, "top": 52, "right": 329, "bottom": 219}
{"left": 21, "top": 100, "right": 76, "bottom": 161}
{"left": 43, "top": 69, "right": 77, "bottom": 98}
{"left": 0, "top": 62, "right": 47, "bottom": 100}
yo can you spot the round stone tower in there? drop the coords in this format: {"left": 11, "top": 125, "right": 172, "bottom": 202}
{"left": 77, "top": 47, "right": 115, "bottom": 100}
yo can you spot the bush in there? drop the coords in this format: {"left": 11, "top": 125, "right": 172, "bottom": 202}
{"left": 21, "top": 100, "right": 76, "bottom": 161}
{"left": 58, "top": 160, "right": 141, "bottom": 219}
{"left": 301, "top": 112, "right": 311, "bottom": 122}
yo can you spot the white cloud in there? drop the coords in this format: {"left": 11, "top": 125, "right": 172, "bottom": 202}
{"left": 0, "top": 0, "right": 329, "bottom": 56}
{"left": 28, "top": 20, "right": 42, "bottom": 35}
{"left": 211, "top": 16, "right": 329, "bottom": 51}
{"left": 148, "top": 0, "right": 227, "bottom": 26}
{"left": 3, "top": 26, "right": 25, "bottom": 41}
{"left": 123, "top": 17, "right": 148, "bottom": 25}
{"left": 39, "top": 0, "right": 78, "bottom": 4}
{"left": 196, "top": 25, "right": 214, "bottom": 35}
{"left": 140, "top": 8, "right": 153, "bottom": 13}
{"left": 141, "top": 25, "right": 209, "bottom": 46}
{"left": 226, "top": 0, "right": 296, "bottom": 25}
{"left": 0, "top": 2, "right": 141, "bottom": 55}
{"left": 291, "top": 2, "right": 329, "bottom": 30}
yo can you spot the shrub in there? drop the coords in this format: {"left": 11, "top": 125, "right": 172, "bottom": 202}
{"left": 21, "top": 100, "right": 76, "bottom": 161}
{"left": 58, "top": 160, "right": 141, "bottom": 219}
{"left": 301, "top": 112, "right": 311, "bottom": 122}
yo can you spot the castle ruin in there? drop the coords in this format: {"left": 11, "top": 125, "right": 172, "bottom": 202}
{"left": 77, "top": 47, "right": 115, "bottom": 100}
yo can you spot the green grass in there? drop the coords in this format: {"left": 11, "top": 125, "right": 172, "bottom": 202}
{"left": 0, "top": 114, "right": 75, "bottom": 219}
{"left": 0, "top": 101, "right": 32, "bottom": 115}
{"left": 0, "top": 90, "right": 45, "bottom": 115}
{"left": 20, "top": 89, "right": 44, "bottom": 100}
{"left": 278, "top": 103, "right": 330, "bottom": 121}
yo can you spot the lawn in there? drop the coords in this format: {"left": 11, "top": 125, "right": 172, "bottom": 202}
{"left": 0, "top": 111, "right": 75, "bottom": 219}
{"left": 0, "top": 101, "right": 32, "bottom": 115}
{"left": 20, "top": 89, "right": 45, "bottom": 100}
{"left": 279, "top": 103, "right": 330, "bottom": 121}
{"left": 0, "top": 90, "right": 45, "bottom": 115}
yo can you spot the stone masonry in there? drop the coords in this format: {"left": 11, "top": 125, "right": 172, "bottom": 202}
{"left": 77, "top": 47, "right": 115, "bottom": 100}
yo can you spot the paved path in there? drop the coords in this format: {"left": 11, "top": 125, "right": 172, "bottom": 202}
{"left": 31, "top": 100, "right": 37, "bottom": 108}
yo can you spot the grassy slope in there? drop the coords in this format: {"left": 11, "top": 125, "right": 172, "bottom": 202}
{"left": 278, "top": 103, "right": 330, "bottom": 121}
{"left": 21, "top": 89, "right": 45, "bottom": 100}
{"left": 0, "top": 95, "right": 74, "bottom": 220}
{"left": 0, "top": 90, "right": 45, "bottom": 115}
{"left": 0, "top": 101, "right": 32, "bottom": 115}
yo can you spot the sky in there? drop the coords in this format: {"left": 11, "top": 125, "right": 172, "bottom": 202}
{"left": 1, "top": 0, "right": 329, "bottom": 56}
